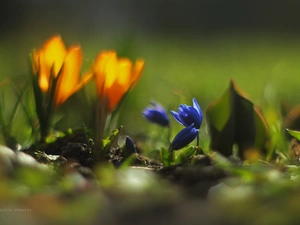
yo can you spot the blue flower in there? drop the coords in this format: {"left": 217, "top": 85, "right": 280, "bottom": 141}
{"left": 170, "top": 98, "right": 203, "bottom": 129}
{"left": 143, "top": 102, "right": 170, "bottom": 127}
{"left": 169, "top": 124, "right": 199, "bottom": 151}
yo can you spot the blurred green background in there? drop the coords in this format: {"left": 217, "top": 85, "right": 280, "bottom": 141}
{"left": 2, "top": 0, "right": 300, "bottom": 146}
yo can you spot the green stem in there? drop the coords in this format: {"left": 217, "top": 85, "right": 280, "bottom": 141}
{"left": 94, "top": 98, "right": 109, "bottom": 162}
{"left": 40, "top": 75, "right": 58, "bottom": 142}
{"left": 171, "top": 150, "right": 175, "bottom": 164}
{"left": 32, "top": 77, "right": 47, "bottom": 142}
{"left": 167, "top": 125, "right": 172, "bottom": 145}
{"left": 196, "top": 133, "right": 200, "bottom": 147}
{"left": 167, "top": 148, "right": 175, "bottom": 166}
{"left": 40, "top": 108, "right": 53, "bottom": 142}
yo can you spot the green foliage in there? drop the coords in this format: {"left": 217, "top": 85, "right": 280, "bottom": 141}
{"left": 0, "top": 79, "right": 35, "bottom": 149}
{"left": 159, "top": 147, "right": 173, "bottom": 167}
{"left": 286, "top": 129, "right": 300, "bottom": 141}
{"left": 206, "top": 79, "right": 269, "bottom": 160}
{"left": 284, "top": 105, "right": 300, "bottom": 132}
{"left": 174, "top": 146, "right": 197, "bottom": 164}
{"left": 15, "top": 166, "right": 55, "bottom": 192}
{"left": 118, "top": 154, "right": 138, "bottom": 169}
{"left": 31, "top": 65, "right": 59, "bottom": 142}
{"left": 102, "top": 126, "right": 122, "bottom": 154}
{"left": 159, "top": 146, "right": 200, "bottom": 166}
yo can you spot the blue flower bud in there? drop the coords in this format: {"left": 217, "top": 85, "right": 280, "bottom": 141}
{"left": 170, "top": 98, "right": 203, "bottom": 129}
{"left": 124, "top": 136, "right": 137, "bottom": 156}
{"left": 170, "top": 124, "right": 199, "bottom": 151}
{"left": 143, "top": 102, "right": 170, "bottom": 127}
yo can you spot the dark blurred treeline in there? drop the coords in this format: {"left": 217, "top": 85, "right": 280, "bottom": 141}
{"left": 1, "top": 0, "right": 300, "bottom": 35}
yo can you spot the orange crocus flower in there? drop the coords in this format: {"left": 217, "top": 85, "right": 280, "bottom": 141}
{"left": 93, "top": 51, "right": 144, "bottom": 112}
{"left": 32, "top": 35, "right": 93, "bottom": 106}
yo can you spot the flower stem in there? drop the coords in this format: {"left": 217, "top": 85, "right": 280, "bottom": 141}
{"left": 168, "top": 149, "right": 175, "bottom": 165}
{"left": 196, "top": 133, "right": 200, "bottom": 147}
{"left": 167, "top": 125, "right": 172, "bottom": 145}
{"left": 94, "top": 97, "right": 109, "bottom": 162}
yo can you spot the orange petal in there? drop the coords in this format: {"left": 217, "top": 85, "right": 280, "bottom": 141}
{"left": 42, "top": 35, "right": 67, "bottom": 77}
{"left": 38, "top": 72, "right": 50, "bottom": 92}
{"left": 31, "top": 49, "right": 50, "bottom": 92}
{"left": 80, "top": 71, "right": 94, "bottom": 86}
{"left": 102, "top": 52, "right": 118, "bottom": 89}
{"left": 130, "top": 59, "right": 144, "bottom": 89}
{"left": 37, "top": 51, "right": 50, "bottom": 92}
{"left": 35, "top": 35, "right": 67, "bottom": 92}
{"left": 107, "top": 81, "right": 127, "bottom": 112}
{"left": 93, "top": 51, "right": 117, "bottom": 97}
{"left": 117, "top": 58, "right": 133, "bottom": 88}
{"left": 106, "top": 59, "right": 132, "bottom": 111}
{"left": 55, "top": 45, "right": 83, "bottom": 106}
{"left": 92, "top": 51, "right": 144, "bottom": 112}
{"left": 32, "top": 49, "right": 51, "bottom": 92}
{"left": 94, "top": 51, "right": 116, "bottom": 73}
{"left": 72, "top": 71, "right": 94, "bottom": 94}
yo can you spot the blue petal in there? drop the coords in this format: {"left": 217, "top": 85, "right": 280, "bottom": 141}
{"left": 178, "top": 105, "right": 192, "bottom": 126}
{"left": 171, "top": 98, "right": 203, "bottom": 129}
{"left": 170, "top": 110, "right": 185, "bottom": 126}
{"left": 143, "top": 101, "right": 170, "bottom": 127}
{"left": 142, "top": 108, "right": 153, "bottom": 118}
{"left": 179, "top": 106, "right": 200, "bottom": 128}
{"left": 152, "top": 102, "right": 167, "bottom": 115}
{"left": 192, "top": 98, "right": 201, "bottom": 115}
{"left": 187, "top": 106, "right": 201, "bottom": 128}
{"left": 192, "top": 98, "right": 203, "bottom": 123}
{"left": 178, "top": 106, "right": 187, "bottom": 117}
{"left": 143, "top": 108, "right": 169, "bottom": 126}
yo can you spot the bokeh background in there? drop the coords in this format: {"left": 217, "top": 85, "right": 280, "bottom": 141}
{"left": 2, "top": 0, "right": 300, "bottom": 146}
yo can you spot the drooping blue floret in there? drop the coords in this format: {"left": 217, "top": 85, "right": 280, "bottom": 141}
{"left": 169, "top": 124, "right": 199, "bottom": 151}
{"left": 143, "top": 102, "right": 170, "bottom": 127}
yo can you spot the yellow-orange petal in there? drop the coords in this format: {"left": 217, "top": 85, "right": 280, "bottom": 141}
{"left": 80, "top": 71, "right": 94, "bottom": 86}
{"left": 94, "top": 51, "right": 116, "bottom": 73}
{"left": 54, "top": 45, "right": 83, "bottom": 106}
{"left": 71, "top": 71, "right": 94, "bottom": 96}
{"left": 101, "top": 52, "right": 118, "bottom": 89}
{"left": 37, "top": 51, "right": 50, "bottom": 92}
{"left": 93, "top": 51, "right": 117, "bottom": 97}
{"left": 106, "top": 60, "right": 132, "bottom": 111}
{"left": 130, "top": 59, "right": 144, "bottom": 89}
{"left": 117, "top": 58, "right": 133, "bottom": 88}
{"left": 92, "top": 50, "right": 144, "bottom": 112}
{"left": 40, "top": 35, "right": 67, "bottom": 77}
{"left": 38, "top": 73, "right": 50, "bottom": 92}
{"left": 107, "top": 81, "right": 126, "bottom": 112}
{"left": 35, "top": 35, "right": 67, "bottom": 92}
